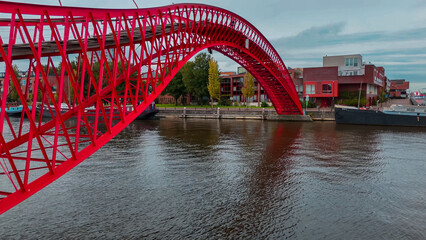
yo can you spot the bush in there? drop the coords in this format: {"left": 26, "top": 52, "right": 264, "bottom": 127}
{"left": 342, "top": 98, "right": 367, "bottom": 107}
{"left": 261, "top": 101, "right": 269, "bottom": 107}
{"left": 301, "top": 101, "right": 317, "bottom": 108}
{"left": 218, "top": 98, "right": 232, "bottom": 106}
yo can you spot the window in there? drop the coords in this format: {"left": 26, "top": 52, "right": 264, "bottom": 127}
{"left": 306, "top": 84, "right": 315, "bottom": 95}
{"left": 345, "top": 57, "right": 359, "bottom": 67}
{"left": 322, "top": 84, "right": 332, "bottom": 94}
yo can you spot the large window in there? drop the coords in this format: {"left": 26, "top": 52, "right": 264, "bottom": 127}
{"left": 322, "top": 84, "right": 332, "bottom": 94}
{"left": 306, "top": 84, "right": 315, "bottom": 95}
{"left": 345, "top": 57, "right": 359, "bottom": 67}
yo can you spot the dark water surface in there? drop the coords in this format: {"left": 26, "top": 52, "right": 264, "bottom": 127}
{"left": 1, "top": 118, "right": 425, "bottom": 239}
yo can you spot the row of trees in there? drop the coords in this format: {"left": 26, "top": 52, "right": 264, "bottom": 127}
{"left": 162, "top": 53, "right": 212, "bottom": 105}
{"left": 162, "top": 52, "right": 255, "bottom": 106}
{"left": 6, "top": 58, "right": 138, "bottom": 103}
{"left": 6, "top": 52, "right": 256, "bottom": 107}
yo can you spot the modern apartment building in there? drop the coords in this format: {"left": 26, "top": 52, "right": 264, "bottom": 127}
{"left": 303, "top": 54, "right": 386, "bottom": 107}
{"left": 219, "top": 67, "right": 270, "bottom": 106}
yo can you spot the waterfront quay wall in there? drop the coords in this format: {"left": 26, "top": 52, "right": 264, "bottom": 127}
{"left": 306, "top": 109, "right": 335, "bottom": 121}
{"left": 156, "top": 107, "right": 334, "bottom": 121}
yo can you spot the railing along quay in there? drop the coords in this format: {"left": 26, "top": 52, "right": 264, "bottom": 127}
{"left": 156, "top": 107, "right": 322, "bottom": 121}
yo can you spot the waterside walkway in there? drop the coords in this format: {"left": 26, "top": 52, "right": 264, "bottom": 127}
{"left": 157, "top": 107, "right": 313, "bottom": 122}
{"left": 156, "top": 98, "right": 414, "bottom": 122}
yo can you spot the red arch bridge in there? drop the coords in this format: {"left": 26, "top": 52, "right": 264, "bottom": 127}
{"left": 0, "top": 1, "right": 302, "bottom": 214}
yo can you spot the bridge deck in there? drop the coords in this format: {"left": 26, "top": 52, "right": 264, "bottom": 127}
{"left": 1, "top": 24, "right": 178, "bottom": 61}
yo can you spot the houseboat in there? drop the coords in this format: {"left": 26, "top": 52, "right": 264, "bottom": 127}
{"left": 334, "top": 104, "right": 426, "bottom": 127}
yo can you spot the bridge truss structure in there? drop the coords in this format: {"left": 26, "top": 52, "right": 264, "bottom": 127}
{"left": 0, "top": 1, "right": 302, "bottom": 214}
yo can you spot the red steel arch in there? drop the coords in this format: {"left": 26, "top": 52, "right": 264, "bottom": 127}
{"left": 0, "top": 1, "right": 302, "bottom": 214}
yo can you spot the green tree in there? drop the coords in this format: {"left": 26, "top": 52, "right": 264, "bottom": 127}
{"left": 7, "top": 65, "right": 22, "bottom": 102}
{"left": 241, "top": 72, "right": 255, "bottom": 107}
{"left": 182, "top": 53, "right": 211, "bottom": 104}
{"left": 378, "top": 89, "right": 388, "bottom": 107}
{"left": 68, "top": 59, "right": 134, "bottom": 101}
{"left": 162, "top": 69, "right": 187, "bottom": 105}
{"left": 207, "top": 58, "right": 220, "bottom": 108}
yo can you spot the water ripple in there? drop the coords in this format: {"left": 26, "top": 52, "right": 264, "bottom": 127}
{"left": 1, "top": 119, "right": 425, "bottom": 239}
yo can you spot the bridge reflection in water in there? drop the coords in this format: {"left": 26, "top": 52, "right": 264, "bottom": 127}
{"left": 1, "top": 118, "right": 425, "bottom": 239}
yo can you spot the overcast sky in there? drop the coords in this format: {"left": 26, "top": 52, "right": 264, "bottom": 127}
{"left": 4, "top": 0, "right": 426, "bottom": 91}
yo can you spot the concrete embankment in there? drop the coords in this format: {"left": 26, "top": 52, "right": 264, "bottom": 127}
{"left": 156, "top": 107, "right": 334, "bottom": 122}
{"left": 306, "top": 110, "right": 335, "bottom": 121}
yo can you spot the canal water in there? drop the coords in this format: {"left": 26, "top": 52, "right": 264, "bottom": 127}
{"left": 1, "top": 118, "right": 425, "bottom": 239}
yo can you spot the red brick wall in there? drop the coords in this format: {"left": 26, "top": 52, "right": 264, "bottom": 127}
{"left": 339, "top": 84, "right": 363, "bottom": 93}
{"left": 156, "top": 94, "right": 191, "bottom": 105}
{"left": 303, "top": 66, "right": 338, "bottom": 82}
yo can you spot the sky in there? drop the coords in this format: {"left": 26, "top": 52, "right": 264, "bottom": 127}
{"left": 2, "top": 0, "right": 426, "bottom": 91}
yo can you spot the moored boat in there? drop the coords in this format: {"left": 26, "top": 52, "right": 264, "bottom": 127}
{"left": 334, "top": 104, "right": 426, "bottom": 127}
{"left": 37, "top": 103, "right": 70, "bottom": 117}
{"left": 0, "top": 104, "right": 32, "bottom": 116}
{"left": 85, "top": 102, "right": 159, "bottom": 120}
{"left": 135, "top": 102, "right": 159, "bottom": 120}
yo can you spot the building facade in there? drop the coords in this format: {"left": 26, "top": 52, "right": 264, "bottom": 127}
{"left": 288, "top": 68, "right": 304, "bottom": 101}
{"left": 389, "top": 79, "right": 409, "bottom": 98}
{"left": 303, "top": 54, "right": 386, "bottom": 107}
{"left": 1, "top": 71, "right": 71, "bottom": 101}
{"left": 219, "top": 67, "right": 270, "bottom": 106}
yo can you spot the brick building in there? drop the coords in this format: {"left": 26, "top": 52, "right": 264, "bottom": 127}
{"left": 1, "top": 71, "right": 71, "bottom": 101}
{"left": 219, "top": 67, "right": 270, "bottom": 106}
{"left": 303, "top": 54, "right": 386, "bottom": 107}
{"left": 156, "top": 93, "right": 191, "bottom": 105}
{"left": 389, "top": 79, "right": 409, "bottom": 98}
{"left": 288, "top": 68, "right": 304, "bottom": 101}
